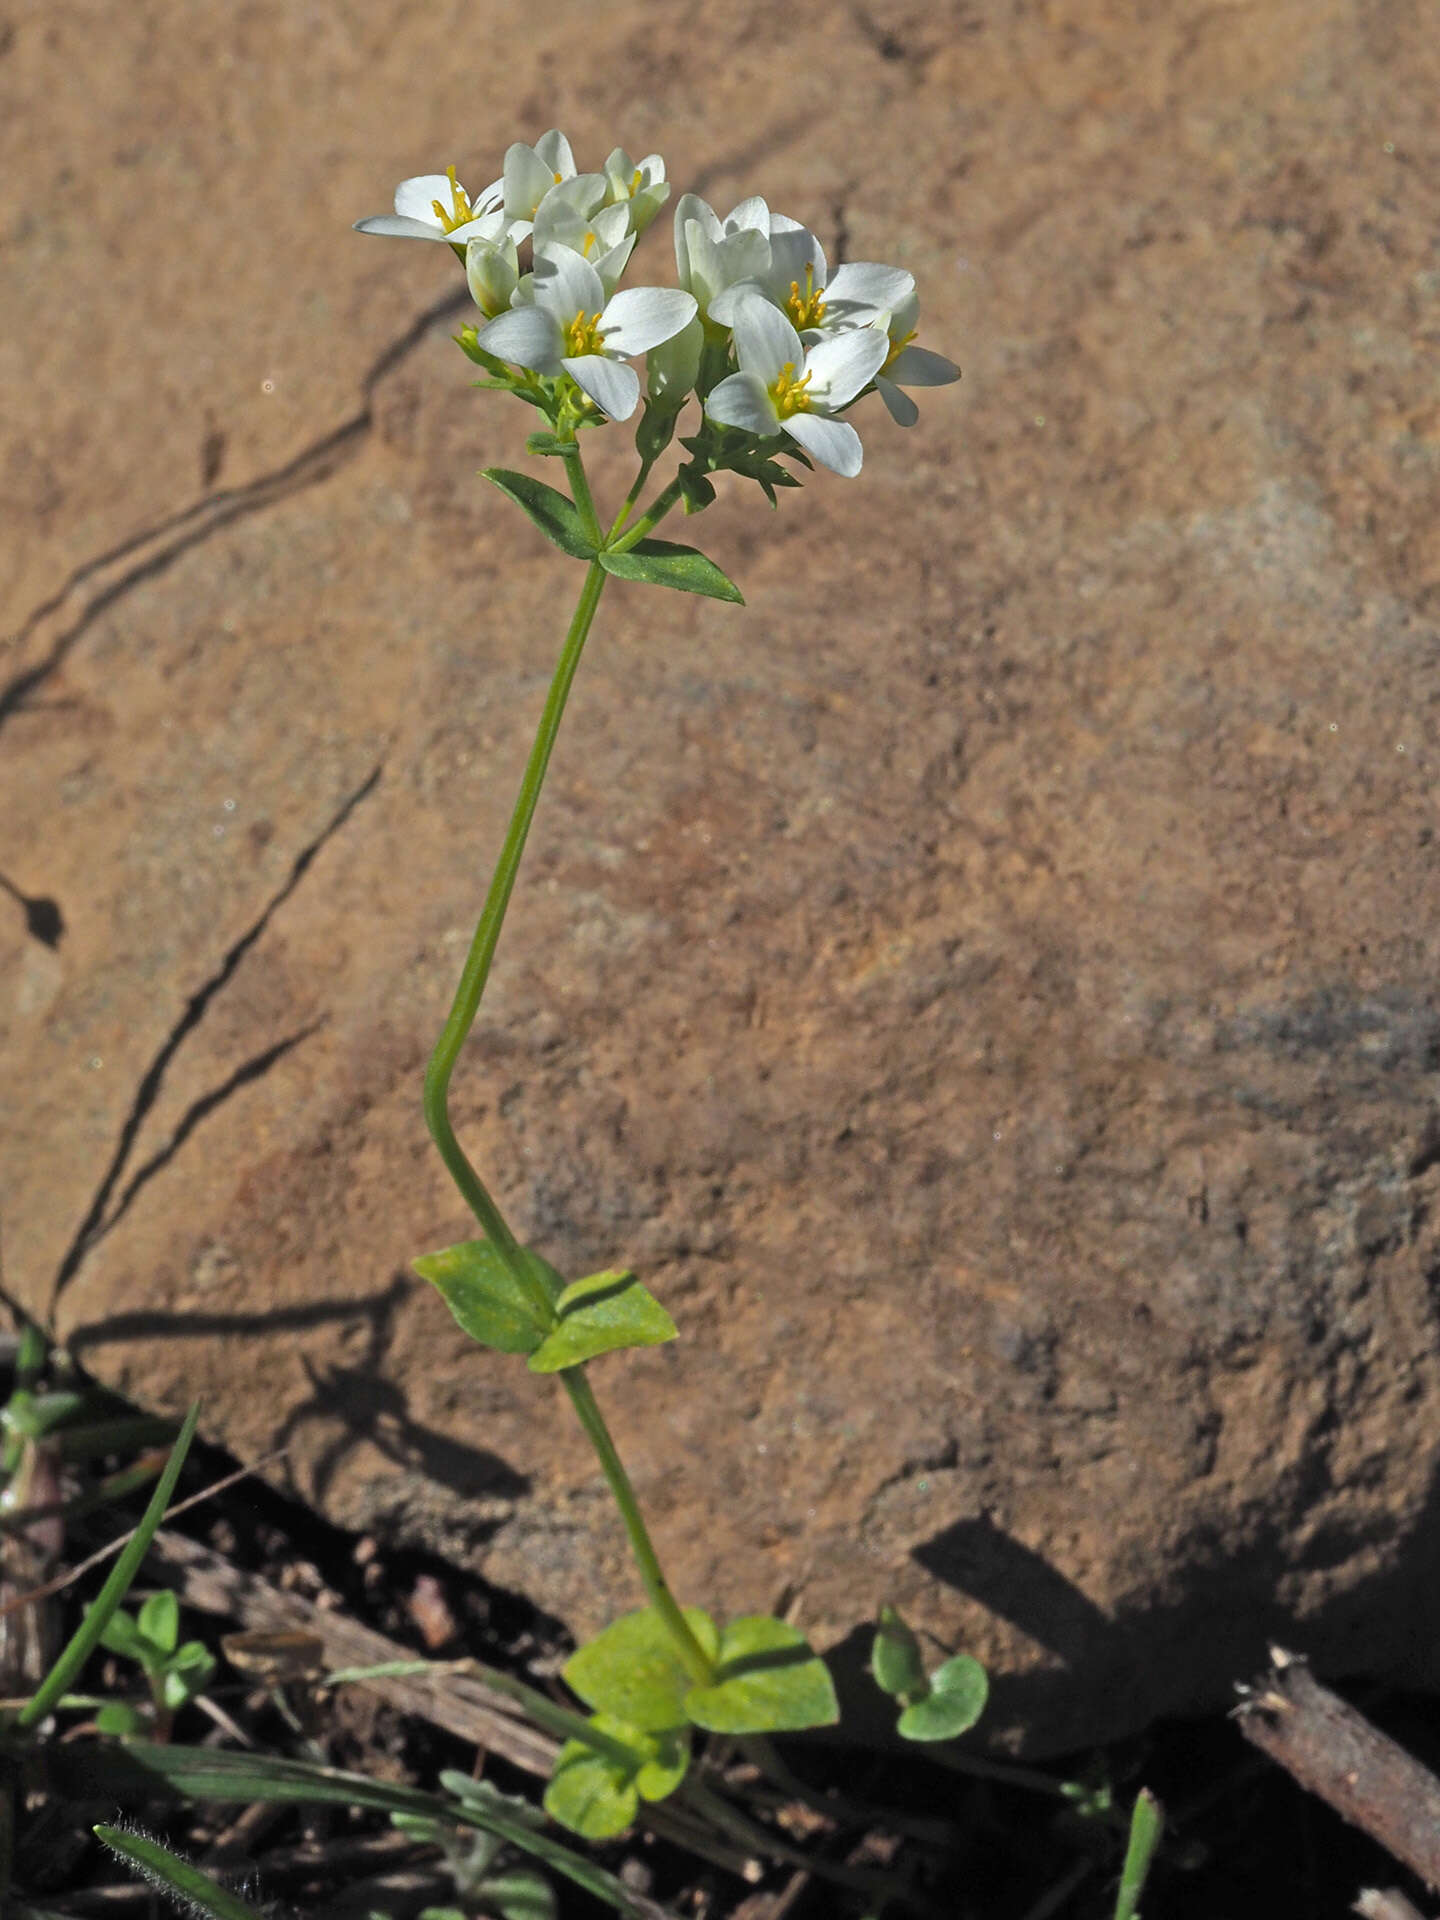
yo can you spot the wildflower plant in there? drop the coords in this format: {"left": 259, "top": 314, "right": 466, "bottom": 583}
{"left": 355, "top": 132, "right": 960, "bottom": 1839}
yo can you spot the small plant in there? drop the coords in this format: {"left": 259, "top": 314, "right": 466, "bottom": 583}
{"left": 870, "top": 1603, "right": 989, "bottom": 1743}
{"left": 353, "top": 128, "right": 961, "bottom": 1837}
{"left": 96, "top": 1589, "right": 216, "bottom": 1739}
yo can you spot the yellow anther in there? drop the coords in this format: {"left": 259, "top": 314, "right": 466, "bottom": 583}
{"left": 565, "top": 310, "right": 606, "bottom": 357}
{"left": 769, "top": 360, "right": 813, "bottom": 418}
{"left": 785, "top": 265, "right": 827, "bottom": 332}
{"left": 882, "top": 326, "right": 917, "bottom": 373}
{"left": 431, "top": 165, "right": 476, "bottom": 233}
{"left": 553, "top": 169, "right": 565, "bottom": 184}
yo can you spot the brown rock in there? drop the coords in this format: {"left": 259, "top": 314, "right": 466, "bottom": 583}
{"left": 3, "top": 0, "right": 1439, "bottom": 1753}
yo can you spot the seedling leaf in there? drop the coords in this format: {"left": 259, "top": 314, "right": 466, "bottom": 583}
{"left": 870, "top": 1603, "right": 928, "bottom": 1702}
{"left": 683, "top": 1616, "right": 838, "bottom": 1733}
{"left": 896, "top": 1655, "right": 988, "bottom": 1741}
{"left": 564, "top": 1606, "right": 717, "bottom": 1732}
{"left": 528, "top": 1270, "right": 677, "bottom": 1373}
{"left": 413, "top": 1241, "right": 560, "bottom": 1355}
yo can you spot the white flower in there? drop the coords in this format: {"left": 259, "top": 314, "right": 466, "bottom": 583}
{"left": 672, "top": 193, "right": 772, "bottom": 324}
{"left": 710, "top": 216, "right": 913, "bottom": 335}
{"left": 531, "top": 180, "right": 636, "bottom": 295}
{"left": 873, "top": 291, "right": 962, "bottom": 426}
{"left": 502, "top": 129, "right": 603, "bottom": 224}
{"left": 646, "top": 315, "right": 704, "bottom": 414}
{"left": 704, "top": 291, "right": 888, "bottom": 477}
{"left": 603, "top": 148, "right": 669, "bottom": 235}
{"left": 465, "top": 233, "right": 521, "bottom": 319}
{"left": 476, "top": 243, "right": 698, "bottom": 421}
{"left": 354, "top": 166, "right": 506, "bottom": 244}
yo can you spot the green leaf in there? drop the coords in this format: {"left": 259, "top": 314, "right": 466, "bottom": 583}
{"left": 160, "top": 1644, "right": 217, "bottom": 1710}
{"left": 95, "top": 1702, "right": 148, "bottom": 1738}
{"left": 683, "top": 1616, "right": 838, "bottom": 1734}
{"left": 19, "top": 1404, "right": 200, "bottom": 1729}
{"left": 870, "top": 1604, "right": 928, "bottom": 1703}
{"left": 413, "top": 1241, "right": 560, "bottom": 1356}
{"left": 896, "top": 1655, "right": 988, "bottom": 1742}
{"left": 564, "top": 1606, "right": 717, "bottom": 1732}
{"left": 544, "top": 1716, "right": 688, "bottom": 1839}
{"left": 99, "top": 1610, "right": 146, "bottom": 1663}
{"left": 633, "top": 402, "right": 677, "bottom": 466}
{"left": 93, "top": 1825, "right": 266, "bottom": 1920}
{"left": 677, "top": 466, "right": 716, "bottom": 514}
{"left": 525, "top": 431, "right": 571, "bottom": 458}
{"left": 598, "top": 539, "right": 743, "bottom": 603}
{"left": 485, "top": 1866, "right": 559, "bottom": 1920}
{"left": 137, "top": 1591, "right": 179, "bottom": 1656}
{"left": 481, "top": 469, "right": 595, "bottom": 559}
{"left": 1112, "top": 1788, "right": 1163, "bottom": 1920}
{"left": 437, "top": 1771, "right": 548, "bottom": 1832}
{"left": 544, "top": 1745, "right": 635, "bottom": 1840}
{"left": 528, "top": 1270, "right": 678, "bottom": 1373}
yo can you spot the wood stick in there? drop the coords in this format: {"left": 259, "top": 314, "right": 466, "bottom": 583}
{"left": 1235, "top": 1647, "right": 1440, "bottom": 1893}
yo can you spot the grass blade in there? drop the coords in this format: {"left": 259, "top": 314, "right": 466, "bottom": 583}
{"left": 17, "top": 1402, "right": 199, "bottom": 1728}
{"left": 49, "top": 1742, "right": 658, "bottom": 1916}
{"left": 1112, "top": 1787, "right": 1163, "bottom": 1920}
{"left": 93, "top": 1824, "right": 266, "bottom": 1920}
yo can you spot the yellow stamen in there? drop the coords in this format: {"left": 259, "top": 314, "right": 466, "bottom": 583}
{"left": 769, "top": 360, "right": 813, "bottom": 418}
{"left": 565, "top": 310, "right": 606, "bottom": 357}
{"left": 430, "top": 164, "right": 476, "bottom": 233}
{"left": 882, "top": 326, "right": 917, "bottom": 374}
{"left": 785, "top": 264, "right": 827, "bottom": 332}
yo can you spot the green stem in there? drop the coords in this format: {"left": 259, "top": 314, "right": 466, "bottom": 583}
{"left": 562, "top": 1369, "right": 715, "bottom": 1686}
{"left": 605, "top": 457, "right": 654, "bottom": 542}
{"left": 422, "top": 444, "right": 711, "bottom": 1686}
{"left": 422, "top": 557, "right": 607, "bottom": 1319}
{"left": 561, "top": 444, "right": 603, "bottom": 548}
{"left": 607, "top": 475, "right": 684, "bottom": 554}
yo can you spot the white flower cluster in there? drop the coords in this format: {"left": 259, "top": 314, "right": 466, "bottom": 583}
{"left": 356, "top": 132, "right": 959, "bottom": 478}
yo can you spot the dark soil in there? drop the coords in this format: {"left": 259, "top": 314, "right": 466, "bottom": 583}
{"left": 8, "top": 1349, "right": 1440, "bottom": 1920}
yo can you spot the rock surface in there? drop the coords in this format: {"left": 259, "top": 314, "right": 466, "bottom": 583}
{"left": 3, "top": 1, "right": 1439, "bottom": 1753}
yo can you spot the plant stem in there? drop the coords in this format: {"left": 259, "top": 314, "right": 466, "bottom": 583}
{"left": 562, "top": 444, "right": 603, "bottom": 548}
{"left": 607, "top": 475, "right": 684, "bottom": 554}
{"left": 561, "top": 1370, "right": 715, "bottom": 1685}
{"left": 422, "top": 444, "right": 713, "bottom": 1685}
{"left": 422, "top": 556, "right": 607, "bottom": 1321}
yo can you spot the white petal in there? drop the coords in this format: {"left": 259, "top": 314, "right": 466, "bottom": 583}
{"left": 823, "top": 261, "right": 915, "bottom": 320}
{"left": 466, "top": 236, "right": 519, "bottom": 318}
{"left": 534, "top": 129, "right": 576, "bottom": 178}
{"left": 783, "top": 411, "right": 863, "bottom": 476}
{"left": 876, "top": 374, "right": 920, "bottom": 427}
{"left": 888, "top": 344, "right": 961, "bottom": 386}
{"left": 394, "top": 175, "right": 455, "bottom": 224}
{"left": 706, "top": 276, "right": 764, "bottom": 328}
{"left": 674, "top": 193, "right": 720, "bottom": 285}
{"left": 803, "top": 326, "right": 889, "bottom": 407}
{"left": 565, "top": 353, "right": 640, "bottom": 420}
{"left": 600, "top": 286, "right": 698, "bottom": 355}
{"left": 887, "top": 288, "right": 920, "bottom": 336}
{"left": 503, "top": 143, "right": 558, "bottom": 221}
{"left": 724, "top": 195, "right": 770, "bottom": 235}
{"left": 730, "top": 293, "right": 804, "bottom": 384}
{"left": 531, "top": 243, "right": 605, "bottom": 322}
{"left": 768, "top": 223, "right": 826, "bottom": 294}
{"left": 478, "top": 305, "right": 565, "bottom": 373}
{"left": 704, "top": 371, "right": 781, "bottom": 435}
{"left": 354, "top": 214, "right": 449, "bottom": 240}
{"left": 593, "top": 233, "right": 636, "bottom": 297}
